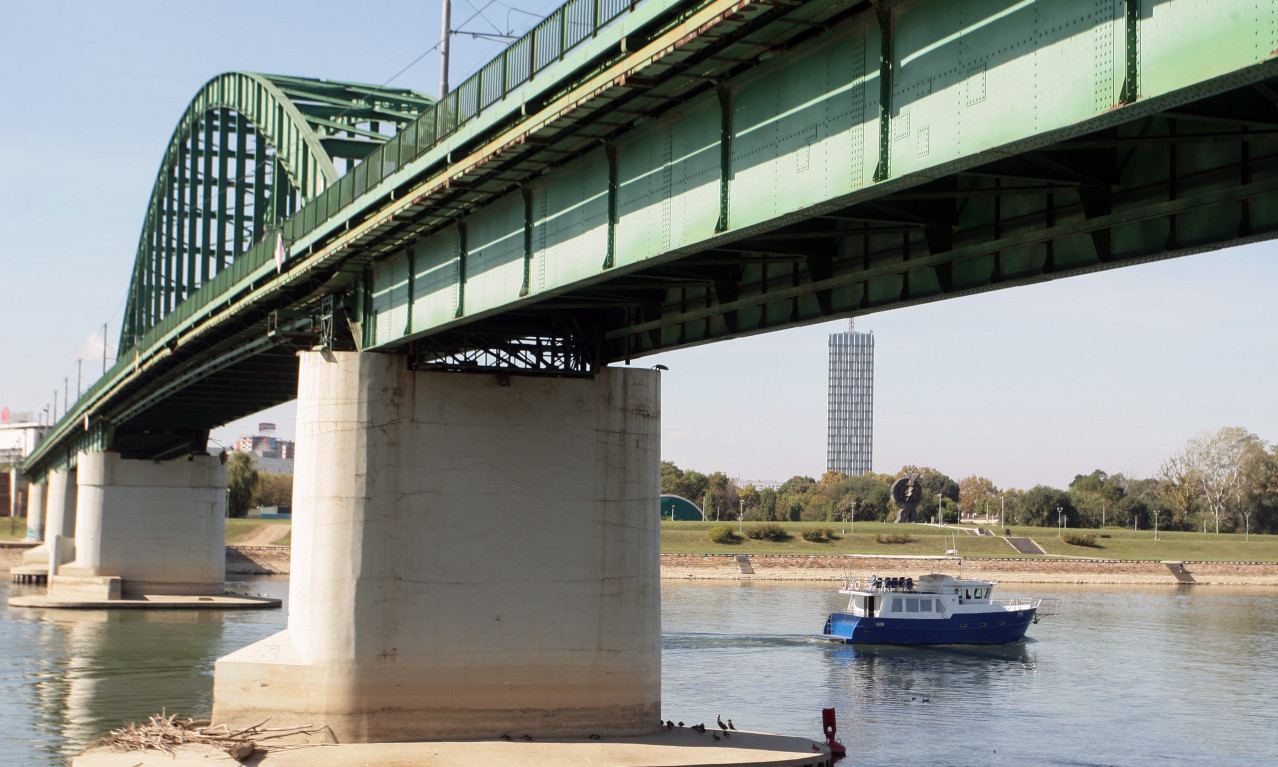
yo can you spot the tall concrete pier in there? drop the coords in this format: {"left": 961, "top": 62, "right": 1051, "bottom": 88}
{"left": 60, "top": 452, "right": 227, "bottom": 595}
{"left": 213, "top": 352, "right": 662, "bottom": 742}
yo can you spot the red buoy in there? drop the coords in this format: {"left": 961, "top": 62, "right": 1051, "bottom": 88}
{"left": 821, "top": 708, "right": 846, "bottom": 756}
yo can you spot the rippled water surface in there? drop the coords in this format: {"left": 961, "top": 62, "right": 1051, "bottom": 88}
{"left": 3, "top": 578, "right": 1277, "bottom": 766}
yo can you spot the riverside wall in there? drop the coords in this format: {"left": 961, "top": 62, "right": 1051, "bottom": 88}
{"left": 4, "top": 544, "right": 1277, "bottom": 586}
{"left": 658, "top": 553, "right": 1278, "bottom": 586}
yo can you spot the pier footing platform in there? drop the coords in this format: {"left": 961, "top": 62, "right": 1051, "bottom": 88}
{"left": 7, "top": 592, "right": 281, "bottom": 609}
{"left": 73, "top": 728, "right": 834, "bottom": 766}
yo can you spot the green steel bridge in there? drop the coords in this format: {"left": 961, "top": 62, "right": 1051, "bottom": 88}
{"left": 22, "top": 0, "right": 1278, "bottom": 478}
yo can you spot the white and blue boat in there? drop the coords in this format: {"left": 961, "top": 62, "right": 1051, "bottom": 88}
{"left": 816, "top": 573, "right": 1051, "bottom": 645}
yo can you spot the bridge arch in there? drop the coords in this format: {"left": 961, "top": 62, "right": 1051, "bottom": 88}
{"left": 120, "top": 72, "right": 432, "bottom": 353}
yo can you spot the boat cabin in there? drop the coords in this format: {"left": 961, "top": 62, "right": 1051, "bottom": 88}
{"left": 840, "top": 574, "right": 999, "bottom": 618}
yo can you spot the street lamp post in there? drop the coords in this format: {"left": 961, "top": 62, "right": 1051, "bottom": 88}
{"left": 1153, "top": 509, "right": 1161, "bottom": 541}
{"left": 1245, "top": 512, "right": 1251, "bottom": 542}
{"left": 1056, "top": 506, "right": 1063, "bottom": 538}
{"left": 1000, "top": 496, "right": 1005, "bottom": 530}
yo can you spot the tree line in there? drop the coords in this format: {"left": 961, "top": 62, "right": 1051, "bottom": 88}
{"left": 662, "top": 426, "right": 1278, "bottom": 535}
{"left": 226, "top": 451, "right": 293, "bottom": 518}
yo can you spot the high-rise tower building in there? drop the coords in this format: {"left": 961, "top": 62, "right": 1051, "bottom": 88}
{"left": 827, "top": 320, "right": 874, "bottom": 476}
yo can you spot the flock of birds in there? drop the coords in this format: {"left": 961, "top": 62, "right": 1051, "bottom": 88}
{"left": 499, "top": 714, "right": 740, "bottom": 744}
{"left": 659, "top": 714, "right": 738, "bottom": 741}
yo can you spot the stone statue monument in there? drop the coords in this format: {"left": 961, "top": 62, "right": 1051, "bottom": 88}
{"left": 890, "top": 475, "right": 921, "bottom": 523}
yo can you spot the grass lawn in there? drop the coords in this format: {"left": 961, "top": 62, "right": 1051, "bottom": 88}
{"left": 0, "top": 519, "right": 28, "bottom": 541}
{"left": 6, "top": 517, "right": 1274, "bottom": 562}
{"left": 663, "top": 520, "right": 1278, "bottom": 561}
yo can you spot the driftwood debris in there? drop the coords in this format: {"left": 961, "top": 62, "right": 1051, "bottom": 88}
{"left": 99, "top": 711, "right": 325, "bottom": 761}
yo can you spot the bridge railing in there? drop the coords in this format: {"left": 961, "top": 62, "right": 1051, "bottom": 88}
{"left": 279, "top": 0, "right": 642, "bottom": 252}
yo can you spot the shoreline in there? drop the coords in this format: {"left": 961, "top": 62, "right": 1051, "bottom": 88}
{"left": 4, "top": 544, "right": 1277, "bottom": 587}
{"left": 658, "top": 553, "right": 1278, "bottom": 586}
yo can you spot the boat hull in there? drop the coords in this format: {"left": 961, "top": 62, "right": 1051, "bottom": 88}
{"left": 817, "top": 607, "right": 1037, "bottom": 645}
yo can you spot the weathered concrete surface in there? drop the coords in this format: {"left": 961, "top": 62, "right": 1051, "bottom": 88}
{"left": 73, "top": 728, "right": 833, "bottom": 767}
{"left": 25, "top": 479, "right": 45, "bottom": 541}
{"left": 214, "top": 353, "right": 662, "bottom": 743}
{"left": 23, "top": 467, "right": 76, "bottom": 567}
{"left": 57, "top": 452, "right": 227, "bottom": 596}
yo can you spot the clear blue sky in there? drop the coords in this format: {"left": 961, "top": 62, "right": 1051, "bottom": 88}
{"left": 2, "top": 1, "right": 1274, "bottom": 491}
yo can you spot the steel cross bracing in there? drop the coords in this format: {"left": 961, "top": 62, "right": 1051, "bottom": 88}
{"left": 23, "top": 0, "right": 1278, "bottom": 476}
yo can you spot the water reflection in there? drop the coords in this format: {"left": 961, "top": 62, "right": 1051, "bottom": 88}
{"left": 1, "top": 578, "right": 288, "bottom": 765}
{"left": 3, "top": 578, "right": 1276, "bottom": 767}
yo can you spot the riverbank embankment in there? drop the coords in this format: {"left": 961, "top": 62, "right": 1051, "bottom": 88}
{"left": 660, "top": 553, "right": 1278, "bottom": 586}
{"left": 4, "top": 543, "right": 1276, "bottom": 585}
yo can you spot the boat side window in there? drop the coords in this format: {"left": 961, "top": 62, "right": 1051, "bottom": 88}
{"left": 919, "top": 599, "right": 932, "bottom": 612}
{"left": 905, "top": 598, "right": 919, "bottom": 612}
{"left": 935, "top": 599, "right": 945, "bottom": 612}
{"left": 964, "top": 588, "right": 972, "bottom": 600}
{"left": 890, "top": 598, "right": 902, "bottom": 612}
{"left": 973, "top": 588, "right": 983, "bottom": 599}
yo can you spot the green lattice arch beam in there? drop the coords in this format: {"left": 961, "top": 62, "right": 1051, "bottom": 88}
{"left": 119, "top": 72, "right": 433, "bottom": 354}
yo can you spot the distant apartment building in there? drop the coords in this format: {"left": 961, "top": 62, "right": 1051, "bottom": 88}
{"left": 235, "top": 424, "right": 295, "bottom": 474}
{"left": 827, "top": 320, "right": 874, "bottom": 477}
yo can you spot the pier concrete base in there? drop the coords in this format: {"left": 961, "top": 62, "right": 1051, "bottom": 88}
{"left": 213, "top": 351, "right": 661, "bottom": 743}
{"left": 55, "top": 452, "right": 227, "bottom": 596}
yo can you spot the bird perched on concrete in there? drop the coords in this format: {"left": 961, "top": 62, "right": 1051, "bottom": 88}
{"left": 717, "top": 714, "right": 727, "bottom": 729}
{"left": 677, "top": 722, "right": 685, "bottom": 727}
{"left": 666, "top": 720, "right": 674, "bottom": 730}
{"left": 590, "top": 734, "right": 601, "bottom": 740}
{"left": 727, "top": 719, "right": 736, "bottom": 731}
{"left": 692, "top": 723, "right": 706, "bottom": 734}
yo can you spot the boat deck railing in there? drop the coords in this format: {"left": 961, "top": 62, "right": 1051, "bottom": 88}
{"left": 839, "top": 576, "right": 917, "bottom": 593}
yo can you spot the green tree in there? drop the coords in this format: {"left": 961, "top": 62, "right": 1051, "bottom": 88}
{"left": 778, "top": 475, "right": 816, "bottom": 497}
{"left": 226, "top": 451, "right": 259, "bottom": 519}
{"left": 1163, "top": 427, "right": 1269, "bottom": 533}
{"left": 819, "top": 470, "right": 848, "bottom": 486}
{"left": 958, "top": 475, "right": 1000, "bottom": 518}
{"left": 759, "top": 487, "right": 778, "bottom": 521}
{"left": 1013, "top": 485, "right": 1074, "bottom": 528}
{"left": 738, "top": 484, "right": 760, "bottom": 520}
{"left": 253, "top": 471, "right": 293, "bottom": 508}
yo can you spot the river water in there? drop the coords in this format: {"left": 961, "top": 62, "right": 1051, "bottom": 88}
{"left": 2, "top": 578, "right": 1276, "bottom": 766}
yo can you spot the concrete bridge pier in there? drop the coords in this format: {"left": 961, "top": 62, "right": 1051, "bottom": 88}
{"left": 48, "top": 451, "right": 227, "bottom": 597}
{"left": 21, "top": 467, "right": 76, "bottom": 570}
{"left": 213, "top": 351, "right": 662, "bottom": 743}
{"left": 24, "top": 480, "right": 46, "bottom": 541}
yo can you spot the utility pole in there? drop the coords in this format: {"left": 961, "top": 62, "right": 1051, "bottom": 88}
{"left": 439, "top": 0, "right": 452, "bottom": 98}
{"left": 1153, "top": 509, "right": 1161, "bottom": 541}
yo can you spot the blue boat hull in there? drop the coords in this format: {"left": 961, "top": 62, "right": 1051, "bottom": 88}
{"left": 818, "top": 607, "right": 1037, "bottom": 645}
